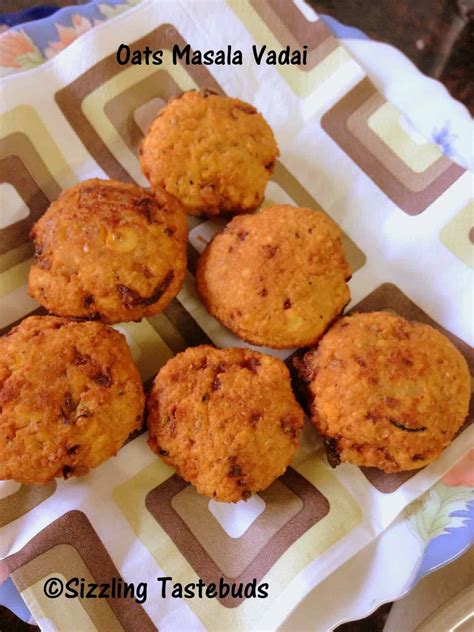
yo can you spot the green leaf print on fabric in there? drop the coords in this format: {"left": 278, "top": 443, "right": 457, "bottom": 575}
{"left": 405, "top": 482, "right": 474, "bottom": 544}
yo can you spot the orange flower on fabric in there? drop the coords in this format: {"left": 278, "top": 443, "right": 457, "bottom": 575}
{"left": 0, "top": 29, "right": 43, "bottom": 69}
{"left": 442, "top": 449, "right": 474, "bottom": 487}
{"left": 44, "top": 15, "right": 96, "bottom": 59}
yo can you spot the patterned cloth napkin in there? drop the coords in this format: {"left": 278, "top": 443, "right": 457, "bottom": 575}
{"left": 0, "top": 1, "right": 472, "bottom": 630}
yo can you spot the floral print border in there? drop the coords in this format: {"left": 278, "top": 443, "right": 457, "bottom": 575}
{"left": 0, "top": 0, "right": 142, "bottom": 74}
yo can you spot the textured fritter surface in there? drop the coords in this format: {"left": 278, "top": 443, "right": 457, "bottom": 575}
{"left": 295, "top": 312, "right": 471, "bottom": 472}
{"left": 196, "top": 205, "right": 351, "bottom": 349}
{"left": 0, "top": 316, "right": 145, "bottom": 484}
{"left": 147, "top": 345, "right": 304, "bottom": 502}
{"left": 28, "top": 178, "right": 187, "bottom": 324}
{"left": 139, "top": 90, "right": 279, "bottom": 216}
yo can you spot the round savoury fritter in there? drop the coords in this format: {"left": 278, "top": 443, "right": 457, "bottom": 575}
{"left": 295, "top": 312, "right": 471, "bottom": 472}
{"left": 196, "top": 205, "right": 351, "bottom": 348}
{"left": 139, "top": 89, "right": 279, "bottom": 216}
{"left": 28, "top": 178, "right": 187, "bottom": 324}
{"left": 147, "top": 345, "right": 304, "bottom": 502}
{"left": 0, "top": 316, "right": 144, "bottom": 484}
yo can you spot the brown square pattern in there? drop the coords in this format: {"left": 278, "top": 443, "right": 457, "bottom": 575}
{"left": 0, "top": 132, "right": 61, "bottom": 271}
{"left": 145, "top": 468, "right": 330, "bottom": 607}
{"left": 248, "top": 0, "right": 339, "bottom": 71}
{"left": 5, "top": 510, "right": 155, "bottom": 630}
{"left": 55, "top": 24, "right": 223, "bottom": 183}
{"left": 321, "top": 78, "right": 465, "bottom": 215}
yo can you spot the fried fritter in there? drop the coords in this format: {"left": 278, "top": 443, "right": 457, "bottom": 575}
{"left": 28, "top": 178, "right": 187, "bottom": 324}
{"left": 0, "top": 316, "right": 144, "bottom": 484}
{"left": 147, "top": 345, "right": 304, "bottom": 502}
{"left": 295, "top": 311, "right": 471, "bottom": 472}
{"left": 196, "top": 205, "right": 351, "bottom": 348}
{"left": 139, "top": 90, "right": 279, "bottom": 216}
